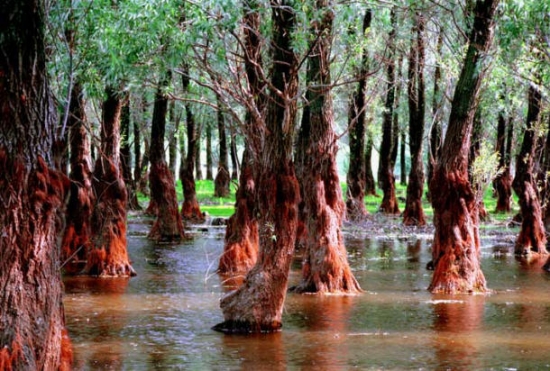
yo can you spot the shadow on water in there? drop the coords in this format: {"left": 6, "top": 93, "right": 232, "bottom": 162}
{"left": 64, "top": 224, "right": 550, "bottom": 370}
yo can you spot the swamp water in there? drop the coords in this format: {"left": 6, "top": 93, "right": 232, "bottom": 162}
{"left": 64, "top": 218, "right": 550, "bottom": 370}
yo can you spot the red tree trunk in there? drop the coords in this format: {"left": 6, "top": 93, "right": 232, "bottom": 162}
{"left": 403, "top": 11, "right": 426, "bottom": 226}
{"left": 86, "top": 87, "right": 136, "bottom": 277}
{"left": 215, "top": 0, "right": 300, "bottom": 333}
{"left": 0, "top": 1, "right": 72, "bottom": 368}
{"left": 180, "top": 66, "right": 205, "bottom": 222}
{"left": 148, "top": 76, "right": 185, "bottom": 243}
{"left": 61, "top": 82, "right": 95, "bottom": 274}
{"left": 293, "top": 0, "right": 361, "bottom": 294}
{"left": 493, "top": 112, "right": 512, "bottom": 212}
{"left": 379, "top": 8, "right": 400, "bottom": 214}
{"left": 429, "top": 0, "right": 499, "bottom": 294}
{"left": 512, "top": 84, "right": 547, "bottom": 256}
{"left": 345, "top": 9, "right": 372, "bottom": 221}
{"left": 214, "top": 94, "right": 230, "bottom": 198}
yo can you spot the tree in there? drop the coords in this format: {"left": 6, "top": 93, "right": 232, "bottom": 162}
{"left": 403, "top": 10, "right": 426, "bottom": 227}
{"left": 214, "top": 93, "right": 231, "bottom": 197}
{"left": 378, "top": 8, "right": 400, "bottom": 214}
{"left": 120, "top": 97, "right": 141, "bottom": 210}
{"left": 0, "top": 0, "right": 72, "bottom": 368}
{"left": 214, "top": 0, "right": 300, "bottom": 333}
{"left": 345, "top": 9, "right": 372, "bottom": 221}
{"left": 148, "top": 74, "right": 185, "bottom": 243}
{"left": 512, "top": 83, "right": 547, "bottom": 256}
{"left": 85, "top": 86, "right": 136, "bottom": 277}
{"left": 61, "top": 82, "right": 95, "bottom": 274}
{"left": 428, "top": 0, "right": 499, "bottom": 294}
{"left": 364, "top": 132, "right": 377, "bottom": 196}
{"left": 293, "top": 0, "right": 361, "bottom": 294}
{"left": 493, "top": 109, "right": 513, "bottom": 212}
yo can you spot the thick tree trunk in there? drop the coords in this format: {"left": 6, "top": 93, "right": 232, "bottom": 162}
{"left": 214, "top": 94, "right": 230, "bottom": 197}
{"left": 180, "top": 66, "right": 205, "bottom": 222}
{"left": 427, "top": 28, "right": 443, "bottom": 201}
{"left": 428, "top": 0, "right": 498, "bottom": 294}
{"left": 494, "top": 113, "right": 512, "bottom": 212}
{"left": 219, "top": 0, "right": 264, "bottom": 275}
{"left": 61, "top": 82, "right": 95, "bottom": 274}
{"left": 293, "top": 0, "right": 361, "bottom": 294}
{"left": 148, "top": 76, "right": 185, "bottom": 243}
{"left": 345, "top": 9, "right": 372, "bottom": 221}
{"left": 120, "top": 97, "right": 141, "bottom": 210}
{"left": 364, "top": 133, "right": 377, "bottom": 196}
{"left": 403, "top": 11, "right": 426, "bottom": 226}
{"left": 379, "top": 9, "right": 400, "bottom": 214}
{"left": 0, "top": 1, "right": 72, "bottom": 368}
{"left": 215, "top": 0, "right": 300, "bottom": 333}
{"left": 86, "top": 86, "right": 136, "bottom": 277}
{"left": 512, "top": 84, "right": 547, "bottom": 256}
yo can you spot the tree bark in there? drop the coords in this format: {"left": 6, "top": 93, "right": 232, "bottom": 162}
{"left": 493, "top": 112, "right": 512, "bottom": 212}
{"left": 148, "top": 75, "right": 185, "bottom": 243}
{"left": 345, "top": 9, "right": 372, "bottom": 221}
{"left": 468, "top": 110, "right": 489, "bottom": 220}
{"left": 293, "top": 0, "right": 361, "bottom": 294}
{"left": 61, "top": 82, "right": 95, "bottom": 274}
{"left": 206, "top": 121, "right": 213, "bottom": 180}
{"left": 364, "top": 132, "right": 377, "bottom": 196}
{"left": 86, "top": 86, "right": 136, "bottom": 277}
{"left": 512, "top": 84, "right": 547, "bottom": 256}
{"left": 120, "top": 96, "right": 141, "bottom": 210}
{"left": 378, "top": 8, "right": 400, "bottom": 214}
{"left": 230, "top": 133, "right": 239, "bottom": 180}
{"left": 427, "top": 27, "right": 443, "bottom": 202}
{"left": 195, "top": 126, "right": 203, "bottom": 180}
{"left": 219, "top": 0, "right": 265, "bottom": 274}
{"left": 214, "top": 94, "right": 230, "bottom": 197}
{"left": 215, "top": 0, "right": 300, "bottom": 333}
{"left": 403, "top": 11, "right": 426, "bottom": 226}
{"left": 428, "top": 0, "right": 499, "bottom": 294}
{"left": 0, "top": 1, "right": 72, "bottom": 368}
{"left": 180, "top": 65, "right": 205, "bottom": 222}
{"left": 400, "top": 130, "right": 407, "bottom": 186}
{"left": 168, "top": 100, "right": 180, "bottom": 178}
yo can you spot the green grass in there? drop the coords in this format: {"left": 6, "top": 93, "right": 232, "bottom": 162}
{"left": 137, "top": 178, "right": 520, "bottom": 222}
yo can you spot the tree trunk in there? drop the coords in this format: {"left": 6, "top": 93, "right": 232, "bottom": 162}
{"left": 230, "top": 133, "right": 239, "bottom": 180}
{"left": 180, "top": 66, "right": 205, "bottom": 222}
{"left": 364, "top": 133, "right": 377, "bottom": 196}
{"left": 214, "top": 0, "right": 300, "bottom": 333}
{"left": 403, "top": 11, "right": 426, "bottom": 226}
{"left": 214, "top": 94, "right": 230, "bottom": 197}
{"left": 206, "top": 121, "right": 213, "bottom": 180}
{"left": 120, "top": 96, "right": 141, "bottom": 210}
{"left": 378, "top": 8, "right": 400, "bottom": 214}
{"left": 219, "top": 0, "right": 265, "bottom": 275}
{"left": 345, "top": 9, "right": 372, "bottom": 221}
{"left": 195, "top": 126, "right": 203, "bottom": 180}
{"left": 468, "top": 111, "right": 489, "bottom": 220}
{"left": 512, "top": 84, "right": 547, "bottom": 256}
{"left": 493, "top": 112, "right": 512, "bottom": 212}
{"left": 400, "top": 130, "right": 407, "bottom": 186}
{"left": 86, "top": 86, "right": 136, "bottom": 277}
{"left": 168, "top": 100, "right": 180, "bottom": 178}
{"left": 148, "top": 75, "right": 185, "bottom": 243}
{"left": 428, "top": 0, "right": 498, "bottom": 294}
{"left": 0, "top": 1, "right": 72, "bottom": 368}
{"left": 61, "top": 82, "right": 95, "bottom": 274}
{"left": 427, "top": 27, "right": 443, "bottom": 201}
{"left": 293, "top": 0, "right": 361, "bottom": 294}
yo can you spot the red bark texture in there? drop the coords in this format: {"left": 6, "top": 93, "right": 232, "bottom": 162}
{"left": 214, "top": 0, "right": 300, "bottom": 333}
{"left": 428, "top": 0, "right": 499, "bottom": 294}
{"left": 219, "top": 151, "right": 258, "bottom": 274}
{"left": 61, "top": 82, "right": 95, "bottom": 274}
{"left": 293, "top": 0, "right": 361, "bottom": 294}
{"left": 148, "top": 77, "right": 185, "bottom": 243}
{"left": 1, "top": 1, "right": 73, "bottom": 367}
{"left": 512, "top": 85, "right": 547, "bottom": 256}
{"left": 86, "top": 87, "right": 136, "bottom": 277}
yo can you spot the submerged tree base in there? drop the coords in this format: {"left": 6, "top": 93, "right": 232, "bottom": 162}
{"left": 211, "top": 320, "right": 282, "bottom": 334}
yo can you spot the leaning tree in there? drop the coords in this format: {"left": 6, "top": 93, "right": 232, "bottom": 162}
{"left": 0, "top": 0, "right": 72, "bottom": 368}
{"left": 428, "top": 0, "right": 499, "bottom": 294}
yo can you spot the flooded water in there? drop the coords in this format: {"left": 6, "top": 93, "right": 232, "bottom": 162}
{"left": 64, "top": 219, "right": 550, "bottom": 370}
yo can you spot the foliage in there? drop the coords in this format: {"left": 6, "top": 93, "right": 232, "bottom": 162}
{"left": 471, "top": 143, "right": 504, "bottom": 206}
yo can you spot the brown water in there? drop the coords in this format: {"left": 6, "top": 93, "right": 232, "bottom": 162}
{"left": 64, "top": 221, "right": 550, "bottom": 370}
